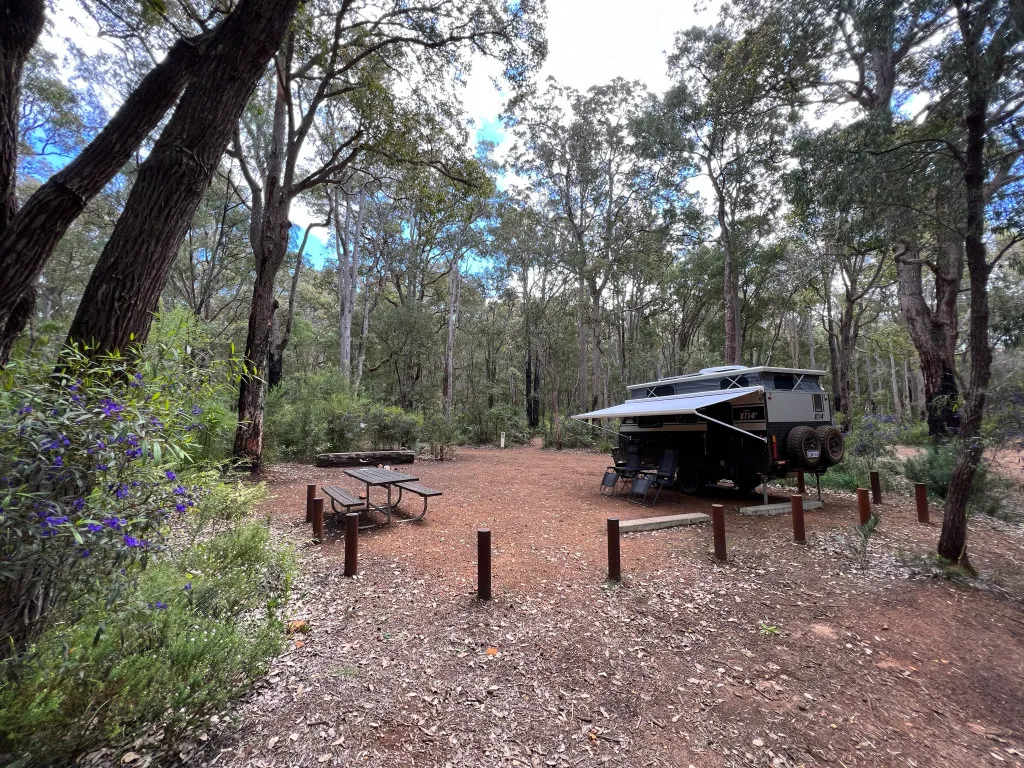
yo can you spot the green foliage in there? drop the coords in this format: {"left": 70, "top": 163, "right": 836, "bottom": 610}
{"left": 0, "top": 520, "right": 292, "bottom": 766}
{"left": 263, "top": 373, "right": 363, "bottom": 462}
{"left": 0, "top": 347, "right": 239, "bottom": 652}
{"left": 363, "top": 404, "right": 421, "bottom": 449}
{"left": 469, "top": 403, "right": 531, "bottom": 446}
{"left": 421, "top": 412, "right": 464, "bottom": 460}
{"left": 903, "top": 443, "right": 1014, "bottom": 520}
{"left": 554, "top": 417, "right": 595, "bottom": 450}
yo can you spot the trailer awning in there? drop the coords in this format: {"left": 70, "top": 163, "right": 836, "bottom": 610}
{"left": 572, "top": 386, "right": 763, "bottom": 420}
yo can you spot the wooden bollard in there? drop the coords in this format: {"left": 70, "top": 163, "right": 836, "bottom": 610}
{"left": 306, "top": 483, "right": 316, "bottom": 523}
{"left": 915, "top": 483, "right": 929, "bottom": 524}
{"left": 312, "top": 497, "right": 324, "bottom": 542}
{"left": 607, "top": 518, "right": 621, "bottom": 582}
{"left": 870, "top": 470, "right": 882, "bottom": 504}
{"left": 856, "top": 488, "right": 871, "bottom": 525}
{"left": 791, "top": 494, "right": 806, "bottom": 544}
{"left": 711, "top": 504, "right": 727, "bottom": 562}
{"left": 477, "top": 529, "right": 492, "bottom": 601}
{"left": 797, "top": 471, "right": 806, "bottom": 495}
{"left": 344, "top": 512, "right": 359, "bottom": 576}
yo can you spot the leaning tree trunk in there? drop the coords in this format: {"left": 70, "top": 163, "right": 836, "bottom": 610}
{"left": 938, "top": 88, "right": 992, "bottom": 567}
{"left": 65, "top": 0, "right": 301, "bottom": 356}
{"left": 0, "top": 27, "right": 210, "bottom": 362}
{"left": 0, "top": 0, "right": 45, "bottom": 363}
{"left": 442, "top": 263, "right": 461, "bottom": 419}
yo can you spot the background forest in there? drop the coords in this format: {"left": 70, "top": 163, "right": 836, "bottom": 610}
{"left": 1, "top": 0, "right": 1023, "bottom": 761}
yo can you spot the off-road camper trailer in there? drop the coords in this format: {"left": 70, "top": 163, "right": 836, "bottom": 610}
{"left": 574, "top": 365, "right": 845, "bottom": 495}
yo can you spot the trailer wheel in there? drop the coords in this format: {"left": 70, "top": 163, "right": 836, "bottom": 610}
{"left": 678, "top": 467, "right": 703, "bottom": 495}
{"left": 815, "top": 425, "right": 845, "bottom": 465}
{"left": 786, "top": 426, "right": 822, "bottom": 468}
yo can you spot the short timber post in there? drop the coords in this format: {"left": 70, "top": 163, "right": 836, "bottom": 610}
{"left": 915, "top": 483, "right": 929, "bottom": 525}
{"left": 607, "top": 518, "right": 621, "bottom": 582}
{"left": 856, "top": 488, "right": 871, "bottom": 525}
{"left": 797, "top": 471, "right": 806, "bottom": 495}
{"left": 344, "top": 512, "right": 359, "bottom": 576}
{"left": 870, "top": 470, "right": 882, "bottom": 504}
{"left": 312, "top": 497, "right": 324, "bottom": 542}
{"left": 711, "top": 504, "right": 727, "bottom": 562}
{"left": 791, "top": 494, "right": 806, "bottom": 544}
{"left": 306, "top": 483, "right": 316, "bottom": 523}
{"left": 477, "top": 529, "right": 492, "bottom": 601}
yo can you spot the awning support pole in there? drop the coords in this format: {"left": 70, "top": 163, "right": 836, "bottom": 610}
{"left": 695, "top": 412, "right": 769, "bottom": 443}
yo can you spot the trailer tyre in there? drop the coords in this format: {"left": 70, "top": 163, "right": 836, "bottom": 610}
{"left": 786, "top": 426, "right": 822, "bottom": 468}
{"left": 678, "top": 467, "right": 703, "bottom": 495}
{"left": 815, "top": 425, "right": 845, "bottom": 465}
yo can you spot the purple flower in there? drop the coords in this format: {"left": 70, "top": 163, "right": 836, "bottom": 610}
{"left": 72, "top": 498, "right": 86, "bottom": 511}
{"left": 173, "top": 485, "right": 186, "bottom": 495}
{"left": 100, "top": 398, "right": 124, "bottom": 418}
{"left": 53, "top": 456, "right": 64, "bottom": 467}
{"left": 154, "top": 601, "right": 167, "bottom": 609}
{"left": 183, "top": 582, "right": 192, "bottom": 591}
{"left": 81, "top": 549, "right": 90, "bottom": 558}
{"left": 18, "top": 405, "right": 32, "bottom": 415}
{"left": 71, "top": 394, "right": 83, "bottom": 404}
{"left": 97, "top": 463, "right": 109, "bottom": 471}
{"left": 114, "top": 484, "right": 130, "bottom": 499}
{"left": 43, "top": 515, "right": 68, "bottom": 527}
{"left": 175, "top": 502, "right": 187, "bottom": 513}
{"left": 123, "top": 535, "right": 141, "bottom": 548}
{"left": 165, "top": 470, "right": 177, "bottom": 481}
{"left": 125, "top": 447, "right": 143, "bottom": 459}
{"left": 102, "top": 516, "right": 125, "bottom": 530}
{"left": 191, "top": 404, "right": 202, "bottom": 416}
{"left": 129, "top": 373, "right": 143, "bottom": 388}
{"left": 40, "top": 528, "right": 56, "bottom": 538}
{"left": 87, "top": 523, "right": 103, "bottom": 533}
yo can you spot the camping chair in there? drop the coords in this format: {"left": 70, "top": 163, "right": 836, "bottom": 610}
{"left": 602, "top": 442, "right": 640, "bottom": 496}
{"left": 628, "top": 448, "right": 679, "bottom": 506}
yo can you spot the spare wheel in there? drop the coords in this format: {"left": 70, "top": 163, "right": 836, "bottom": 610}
{"left": 786, "top": 426, "right": 821, "bottom": 468}
{"left": 815, "top": 425, "right": 845, "bottom": 465}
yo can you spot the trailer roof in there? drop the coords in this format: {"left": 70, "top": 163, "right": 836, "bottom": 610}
{"left": 628, "top": 366, "right": 827, "bottom": 390}
{"left": 572, "top": 386, "right": 763, "bottom": 420}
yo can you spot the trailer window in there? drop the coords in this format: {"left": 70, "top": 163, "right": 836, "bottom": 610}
{"left": 648, "top": 385, "right": 675, "bottom": 397}
{"left": 719, "top": 375, "right": 749, "bottom": 389}
{"left": 772, "top": 373, "right": 795, "bottom": 390}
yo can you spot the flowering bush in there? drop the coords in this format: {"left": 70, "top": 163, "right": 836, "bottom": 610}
{"left": 0, "top": 348, "right": 235, "bottom": 652}
{"left": 848, "top": 413, "right": 902, "bottom": 469}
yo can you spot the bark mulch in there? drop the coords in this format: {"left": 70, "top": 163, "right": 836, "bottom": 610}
{"left": 151, "top": 446, "right": 1024, "bottom": 767}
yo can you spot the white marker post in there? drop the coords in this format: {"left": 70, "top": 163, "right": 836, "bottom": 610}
{"left": 500, "top": 431, "right": 506, "bottom": 449}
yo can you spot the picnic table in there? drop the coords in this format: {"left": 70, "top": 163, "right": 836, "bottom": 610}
{"left": 343, "top": 466, "right": 419, "bottom": 526}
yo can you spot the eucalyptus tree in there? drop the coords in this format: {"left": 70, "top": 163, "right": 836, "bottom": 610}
{"left": 508, "top": 78, "right": 672, "bottom": 411}
{"left": 647, "top": 16, "right": 808, "bottom": 366}
{"left": 226, "top": 0, "right": 544, "bottom": 468}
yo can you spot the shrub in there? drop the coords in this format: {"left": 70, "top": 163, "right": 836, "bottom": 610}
{"left": 263, "top": 373, "right": 362, "bottom": 461}
{"left": 363, "top": 403, "right": 421, "bottom": 449}
{"left": 555, "top": 417, "right": 596, "bottom": 449}
{"left": 0, "top": 348, "right": 236, "bottom": 651}
{"left": 0, "top": 348, "right": 291, "bottom": 765}
{"left": 421, "top": 411, "right": 464, "bottom": 460}
{"left": 903, "top": 442, "right": 1014, "bottom": 519}
{"left": 0, "top": 519, "right": 292, "bottom": 765}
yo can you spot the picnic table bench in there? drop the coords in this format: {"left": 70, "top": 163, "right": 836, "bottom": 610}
{"left": 394, "top": 481, "right": 442, "bottom": 521}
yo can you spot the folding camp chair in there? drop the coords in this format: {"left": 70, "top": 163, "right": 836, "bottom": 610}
{"left": 602, "top": 442, "right": 640, "bottom": 496}
{"left": 629, "top": 448, "right": 678, "bottom": 506}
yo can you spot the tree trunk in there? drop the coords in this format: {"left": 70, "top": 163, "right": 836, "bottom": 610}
{"left": 442, "top": 263, "right": 461, "bottom": 418}
{"left": 890, "top": 353, "right": 902, "bottom": 419}
{"left": 0, "top": 26, "right": 211, "bottom": 361}
{"left": 66, "top": 0, "right": 301, "bottom": 357}
{"left": 938, "top": 44, "right": 993, "bottom": 566}
{"left": 807, "top": 312, "right": 816, "bottom": 368}
{"left": 0, "top": 0, "right": 44, "bottom": 232}
{"left": 896, "top": 242, "right": 961, "bottom": 436}
{"left": 335, "top": 185, "right": 364, "bottom": 385}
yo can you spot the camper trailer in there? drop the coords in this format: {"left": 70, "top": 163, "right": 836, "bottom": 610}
{"left": 574, "top": 365, "right": 845, "bottom": 495}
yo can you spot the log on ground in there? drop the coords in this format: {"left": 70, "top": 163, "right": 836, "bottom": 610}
{"left": 316, "top": 450, "right": 416, "bottom": 467}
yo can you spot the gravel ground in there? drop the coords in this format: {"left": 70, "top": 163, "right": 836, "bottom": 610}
{"left": 100, "top": 445, "right": 1024, "bottom": 768}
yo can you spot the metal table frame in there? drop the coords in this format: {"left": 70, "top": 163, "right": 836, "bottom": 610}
{"left": 342, "top": 467, "right": 419, "bottom": 526}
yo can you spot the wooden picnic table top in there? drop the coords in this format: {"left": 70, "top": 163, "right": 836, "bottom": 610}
{"left": 343, "top": 467, "right": 419, "bottom": 486}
